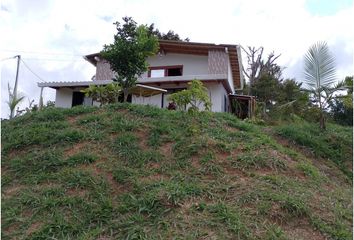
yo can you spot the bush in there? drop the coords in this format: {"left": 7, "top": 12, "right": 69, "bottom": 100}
{"left": 169, "top": 79, "right": 211, "bottom": 112}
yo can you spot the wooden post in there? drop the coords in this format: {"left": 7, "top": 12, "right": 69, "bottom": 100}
{"left": 39, "top": 87, "right": 44, "bottom": 110}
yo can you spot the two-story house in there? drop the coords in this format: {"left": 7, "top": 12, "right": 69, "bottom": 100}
{"left": 38, "top": 40, "right": 244, "bottom": 112}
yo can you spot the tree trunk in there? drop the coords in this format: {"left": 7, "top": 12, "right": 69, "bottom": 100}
{"left": 319, "top": 111, "right": 326, "bottom": 130}
{"left": 123, "top": 89, "right": 128, "bottom": 102}
{"left": 318, "top": 98, "right": 326, "bottom": 130}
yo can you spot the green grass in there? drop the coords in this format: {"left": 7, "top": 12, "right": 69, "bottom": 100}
{"left": 275, "top": 122, "right": 353, "bottom": 179}
{"left": 1, "top": 103, "right": 352, "bottom": 239}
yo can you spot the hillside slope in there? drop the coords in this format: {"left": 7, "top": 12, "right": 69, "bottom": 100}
{"left": 1, "top": 104, "right": 352, "bottom": 240}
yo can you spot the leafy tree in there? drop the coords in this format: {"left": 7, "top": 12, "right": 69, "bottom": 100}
{"left": 81, "top": 83, "right": 121, "bottom": 106}
{"left": 342, "top": 76, "right": 353, "bottom": 109}
{"left": 241, "top": 46, "right": 282, "bottom": 92}
{"left": 328, "top": 98, "right": 353, "bottom": 126}
{"left": 328, "top": 76, "right": 353, "bottom": 126}
{"left": 169, "top": 80, "right": 211, "bottom": 112}
{"left": 147, "top": 24, "right": 189, "bottom": 41}
{"left": 251, "top": 73, "right": 281, "bottom": 108}
{"left": 7, "top": 83, "right": 25, "bottom": 119}
{"left": 101, "top": 17, "right": 159, "bottom": 102}
{"left": 274, "top": 79, "right": 310, "bottom": 120}
{"left": 302, "top": 41, "right": 344, "bottom": 130}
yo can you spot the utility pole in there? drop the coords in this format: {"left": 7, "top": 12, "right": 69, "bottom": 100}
{"left": 13, "top": 55, "right": 21, "bottom": 99}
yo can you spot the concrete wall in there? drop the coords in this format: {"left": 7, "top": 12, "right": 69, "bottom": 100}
{"left": 227, "top": 57, "right": 235, "bottom": 93}
{"left": 143, "top": 53, "right": 209, "bottom": 78}
{"left": 131, "top": 82, "right": 229, "bottom": 112}
{"left": 206, "top": 83, "right": 228, "bottom": 112}
{"left": 132, "top": 94, "right": 162, "bottom": 108}
{"left": 95, "top": 53, "right": 209, "bottom": 80}
{"left": 55, "top": 88, "right": 73, "bottom": 108}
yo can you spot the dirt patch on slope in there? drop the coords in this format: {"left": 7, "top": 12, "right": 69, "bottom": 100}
{"left": 282, "top": 218, "right": 326, "bottom": 240}
{"left": 63, "top": 141, "right": 89, "bottom": 157}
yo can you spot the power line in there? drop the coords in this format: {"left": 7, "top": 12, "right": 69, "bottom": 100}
{"left": 0, "top": 56, "right": 17, "bottom": 62}
{"left": 20, "top": 59, "right": 46, "bottom": 82}
{"left": 0, "top": 49, "right": 85, "bottom": 57}
{"left": 22, "top": 57, "right": 84, "bottom": 62}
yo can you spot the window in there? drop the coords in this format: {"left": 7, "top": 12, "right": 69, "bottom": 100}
{"left": 72, "top": 92, "right": 85, "bottom": 107}
{"left": 150, "top": 69, "right": 165, "bottom": 78}
{"left": 167, "top": 67, "right": 182, "bottom": 76}
{"left": 148, "top": 65, "right": 183, "bottom": 78}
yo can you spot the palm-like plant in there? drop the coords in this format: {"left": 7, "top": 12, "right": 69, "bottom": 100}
{"left": 303, "top": 42, "right": 342, "bottom": 130}
{"left": 7, "top": 83, "right": 25, "bottom": 119}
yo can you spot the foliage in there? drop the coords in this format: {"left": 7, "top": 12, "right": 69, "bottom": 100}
{"left": 168, "top": 79, "right": 212, "bottom": 112}
{"left": 7, "top": 83, "right": 25, "bottom": 119}
{"left": 101, "top": 17, "right": 159, "bottom": 102}
{"left": 241, "top": 46, "right": 282, "bottom": 88}
{"left": 241, "top": 46, "right": 310, "bottom": 122}
{"left": 147, "top": 23, "right": 189, "bottom": 41}
{"left": 328, "top": 76, "right": 353, "bottom": 126}
{"left": 81, "top": 83, "right": 121, "bottom": 106}
{"left": 272, "top": 79, "right": 310, "bottom": 120}
{"left": 302, "top": 41, "right": 343, "bottom": 130}
{"left": 328, "top": 97, "right": 353, "bottom": 126}
{"left": 251, "top": 73, "right": 281, "bottom": 108}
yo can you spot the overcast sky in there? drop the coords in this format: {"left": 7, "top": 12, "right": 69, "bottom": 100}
{"left": 0, "top": 0, "right": 353, "bottom": 118}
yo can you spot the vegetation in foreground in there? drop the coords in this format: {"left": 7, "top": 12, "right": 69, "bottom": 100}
{"left": 1, "top": 104, "right": 352, "bottom": 239}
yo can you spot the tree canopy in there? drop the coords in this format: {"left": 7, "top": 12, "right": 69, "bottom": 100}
{"left": 101, "top": 17, "right": 159, "bottom": 101}
{"left": 147, "top": 23, "right": 189, "bottom": 41}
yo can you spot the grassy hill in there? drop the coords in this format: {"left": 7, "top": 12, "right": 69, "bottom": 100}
{"left": 1, "top": 103, "right": 352, "bottom": 240}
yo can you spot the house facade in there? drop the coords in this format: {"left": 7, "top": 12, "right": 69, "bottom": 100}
{"left": 38, "top": 40, "right": 244, "bottom": 112}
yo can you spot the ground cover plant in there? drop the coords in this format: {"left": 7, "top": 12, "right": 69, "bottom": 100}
{"left": 1, "top": 104, "right": 352, "bottom": 239}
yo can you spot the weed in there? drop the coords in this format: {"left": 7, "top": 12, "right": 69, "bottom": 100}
{"left": 111, "top": 114, "right": 140, "bottom": 132}
{"left": 232, "top": 151, "right": 286, "bottom": 171}
{"left": 112, "top": 167, "right": 137, "bottom": 184}
{"left": 296, "top": 161, "right": 321, "bottom": 180}
{"left": 280, "top": 196, "right": 308, "bottom": 217}
{"left": 207, "top": 203, "right": 251, "bottom": 238}
{"left": 265, "top": 224, "right": 287, "bottom": 240}
{"left": 66, "top": 152, "right": 97, "bottom": 166}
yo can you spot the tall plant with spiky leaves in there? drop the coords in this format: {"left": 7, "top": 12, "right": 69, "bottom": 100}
{"left": 7, "top": 83, "right": 25, "bottom": 119}
{"left": 303, "top": 41, "right": 342, "bottom": 130}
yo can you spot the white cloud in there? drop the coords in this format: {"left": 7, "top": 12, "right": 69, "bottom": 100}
{"left": 0, "top": 0, "right": 353, "bottom": 118}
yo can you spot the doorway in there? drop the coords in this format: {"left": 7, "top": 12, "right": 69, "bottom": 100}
{"left": 72, "top": 92, "right": 85, "bottom": 107}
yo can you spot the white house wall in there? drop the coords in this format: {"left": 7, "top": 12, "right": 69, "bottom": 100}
{"left": 207, "top": 83, "right": 228, "bottom": 112}
{"left": 55, "top": 88, "right": 73, "bottom": 108}
{"left": 227, "top": 58, "right": 235, "bottom": 93}
{"left": 130, "top": 82, "right": 229, "bottom": 112}
{"left": 132, "top": 94, "right": 162, "bottom": 108}
{"left": 141, "top": 53, "right": 209, "bottom": 78}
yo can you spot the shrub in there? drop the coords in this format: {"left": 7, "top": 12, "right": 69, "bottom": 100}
{"left": 169, "top": 79, "right": 211, "bottom": 112}
{"left": 81, "top": 83, "right": 121, "bottom": 106}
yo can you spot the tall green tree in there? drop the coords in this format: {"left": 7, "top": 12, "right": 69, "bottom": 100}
{"left": 302, "top": 41, "right": 343, "bottom": 130}
{"left": 328, "top": 76, "right": 353, "bottom": 126}
{"left": 147, "top": 24, "right": 189, "bottom": 41}
{"left": 101, "top": 17, "right": 159, "bottom": 102}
